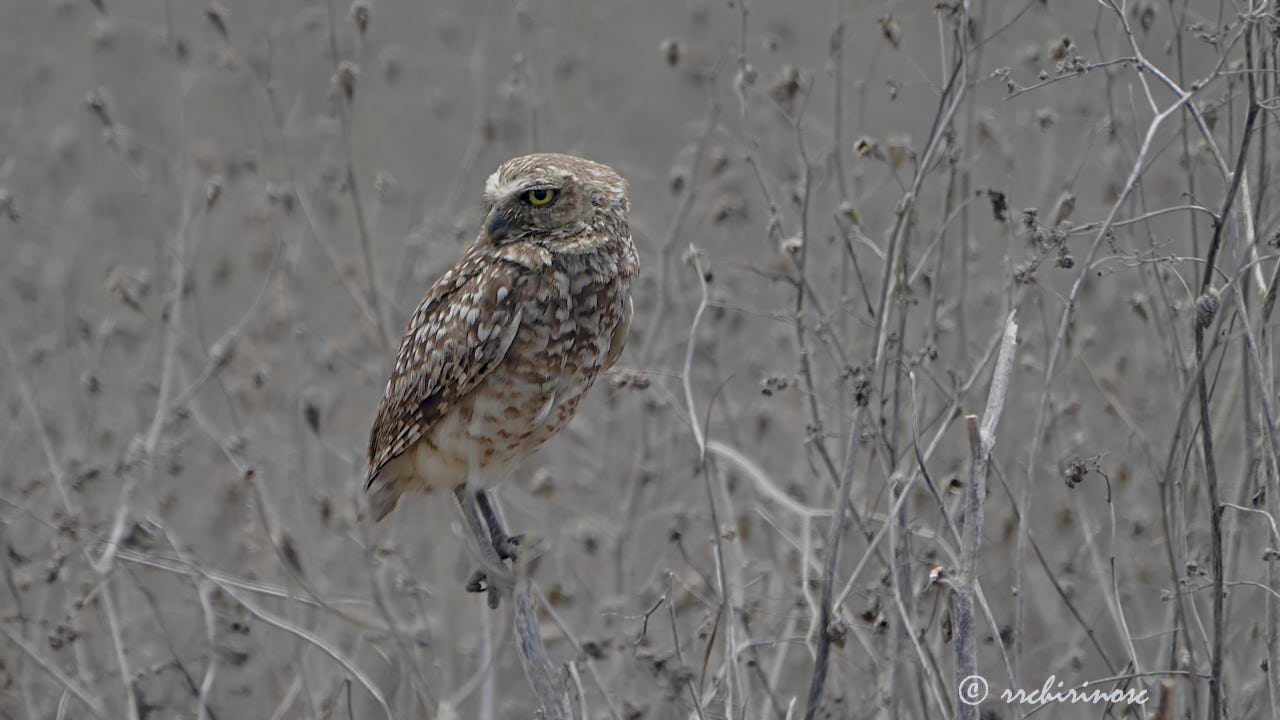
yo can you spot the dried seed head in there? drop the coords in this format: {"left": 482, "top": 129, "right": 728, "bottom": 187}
{"left": 1202, "top": 103, "right": 1217, "bottom": 132}
{"left": 708, "top": 193, "right": 744, "bottom": 224}
{"left": 350, "top": 0, "right": 370, "bottom": 35}
{"left": 660, "top": 38, "right": 680, "bottom": 67}
{"left": 760, "top": 375, "right": 790, "bottom": 396}
{"left": 984, "top": 189, "right": 1008, "bottom": 223}
{"left": 768, "top": 64, "right": 803, "bottom": 111}
{"left": 838, "top": 200, "right": 858, "bottom": 224}
{"left": 1055, "top": 248, "right": 1074, "bottom": 269}
{"left": 976, "top": 108, "right": 1000, "bottom": 145}
{"left": 707, "top": 145, "right": 730, "bottom": 176}
{"left": 304, "top": 400, "right": 320, "bottom": 433}
{"left": 990, "top": 66, "right": 1012, "bottom": 93}
{"left": 1064, "top": 457, "right": 1087, "bottom": 488}
{"left": 104, "top": 125, "right": 141, "bottom": 163}
{"left": 668, "top": 169, "right": 686, "bottom": 194}
{"left": 1034, "top": 107, "right": 1058, "bottom": 129}
{"left": 1195, "top": 286, "right": 1220, "bottom": 328}
{"left": 1049, "top": 35, "right": 1072, "bottom": 62}
{"left": 266, "top": 181, "right": 296, "bottom": 214}
{"left": 172, "top": 35, "right": 189, "bottom": 63}
{"left": 1133, "top": 0, "right": 1157, "bottom": 32}
{"left": 205, "top": 2, "right": 229, "bottom": 40}
{"left": 854, "top": 136, "right": 883, "bottom": 161}
{"left": 85, "top": 89, "right": 112, "bottom": 128}
{"left": 665, "top": 160, "right": 701, "bottom": 203}
{"left": 607, "top": 369, "right": 651, "bottom": 391}
{"left": 884, "top": 134, "right": 913, "bottom": 170}
{"left": 90, "top": 19, "right": 116, "bottom": 51}
{"left": 0, "top": 188, "right": 17, "bottom": 223}
{"left": 279, "top": 533, "right": 304, "bottom": 576}
{"left": 879, "top": 15, "right": 900, "bottom": 50}
{"left": 334, "top": 60, "right": 359, "bottom": 101}
{"left": 374, "top": 171, "right": 398, "bottom": 204}
{"left": 1051, "top": 190, "right": 1075, "bottom": 226}
{"left": 106, "top": 265, "right": 151, "bottom": 312}
{"left": 204, "top": 176, "right": 222, "bottom": 212}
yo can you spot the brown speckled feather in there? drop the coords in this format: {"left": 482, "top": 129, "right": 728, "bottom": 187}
{"left": 366, "top": 244, "right": 523, "bottom": 485}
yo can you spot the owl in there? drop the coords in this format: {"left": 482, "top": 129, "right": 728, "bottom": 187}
{"left": 364, "top": 153, "right": 637, "bottom": 580}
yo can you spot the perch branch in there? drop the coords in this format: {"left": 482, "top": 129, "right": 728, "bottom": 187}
{"left": 954, "top": 311, "right": 1017, "bottom": 720}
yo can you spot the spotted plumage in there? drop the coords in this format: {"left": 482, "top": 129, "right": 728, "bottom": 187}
{"left": 365, "top": 153, "right": 638, "bottom": 521}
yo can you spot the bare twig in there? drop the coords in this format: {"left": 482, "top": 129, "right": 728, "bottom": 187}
{"left": 683, "top": 249, "right": 748, "bottom": 716}
{"left": 954, "top": 311, "right": 1017, "bottom": 720}
{"left": 0, "top": 624, "right": 106, "bottom": 719}
{"left": 512, "top": 584, "right": 575, "bottom": 720}
{"left": 324, "top": 0, "right": 394, "bottom": 356}
{"left": 208, "top": 577, "right": 395, "bottom": 720}
{"left": 639, "top": 100, "right": 721, "bottom": 364}
{"left": 1193, "top": 26, "right": 1261, "bottom": 719}
{"left": 1018, "top": 9, "right": 1204, "bottom": 694}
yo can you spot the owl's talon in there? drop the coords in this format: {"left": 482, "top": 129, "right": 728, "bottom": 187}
{"left": 465, "top": 570, "right": 503, "bottom": 609}
{"left": 493, "top": 532, "right": 522, "bottom": 562}
{"left": 475, "top": 489, "right": 522, "bottom": 561}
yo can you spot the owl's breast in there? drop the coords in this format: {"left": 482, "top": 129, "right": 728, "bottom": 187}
{"left": 463, "top": 260, "right": 631, "bottom": 472}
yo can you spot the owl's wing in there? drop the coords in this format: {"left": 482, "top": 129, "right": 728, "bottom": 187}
{"left": 366, "top": 247, "right": 524, "bottom": 487}
{"left": 603, "top": 294, "right": 632, "bottom": 370}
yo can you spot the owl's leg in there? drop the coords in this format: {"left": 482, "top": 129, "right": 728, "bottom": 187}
{"left": 452, "top": 484, "right": 507, "bottom": 609}
{"left": 475, "top": 489, "right": 522, "bottom": 561}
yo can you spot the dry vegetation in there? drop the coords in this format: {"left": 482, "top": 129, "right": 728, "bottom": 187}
{"left": 3, "top": 0, "right": 1280, "bottom": 718}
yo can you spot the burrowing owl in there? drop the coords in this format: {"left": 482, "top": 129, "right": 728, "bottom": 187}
{"left": 365, "top": 153, "right": 637, "bottom": 553}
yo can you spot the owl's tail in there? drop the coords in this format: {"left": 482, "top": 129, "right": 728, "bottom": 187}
{"left": 365, "top": 469, "right": 403, "bottom": 521}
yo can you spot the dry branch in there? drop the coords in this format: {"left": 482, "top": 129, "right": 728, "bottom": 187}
{"left": 513, "top": 584, "right": 576, "bottom": 720}
{"left": 954, "top": 310, "right": 1017, "bottom": 720}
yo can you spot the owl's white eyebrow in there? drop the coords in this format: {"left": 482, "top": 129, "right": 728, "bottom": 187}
{"left": 484, "top": 176, "right": 543, "bottom": 202}
{"left": 483, "top": 172, "right": 509, "bottom": 199}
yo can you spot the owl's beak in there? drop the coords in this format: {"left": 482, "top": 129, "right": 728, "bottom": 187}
{"left": 486, "top": 207, "right": 517, "bottom": 244}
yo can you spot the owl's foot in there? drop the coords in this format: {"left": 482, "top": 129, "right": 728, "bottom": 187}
{"left": 492, "top": 532, "right": 523, "bottom": 562}
{"left": 453, "top": 485, "right": 517, "bottom": 609}
{"left": 465, "top": 569, "right": 502, "bottom": 609}
{"left": 475, "top": 489, "right": 522, "bottom": 562}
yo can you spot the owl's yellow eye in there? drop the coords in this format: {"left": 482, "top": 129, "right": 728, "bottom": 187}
{"left": 524, "top": 187, "right": 558, "bottom": 206}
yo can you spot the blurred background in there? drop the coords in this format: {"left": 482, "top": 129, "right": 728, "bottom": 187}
{"left": 0, "top": 0, "right": 1271, "bottom": 718}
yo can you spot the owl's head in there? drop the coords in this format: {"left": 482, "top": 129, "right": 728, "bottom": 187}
{"left": 481, "top": 153, "right": 629, "bottom": 247}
